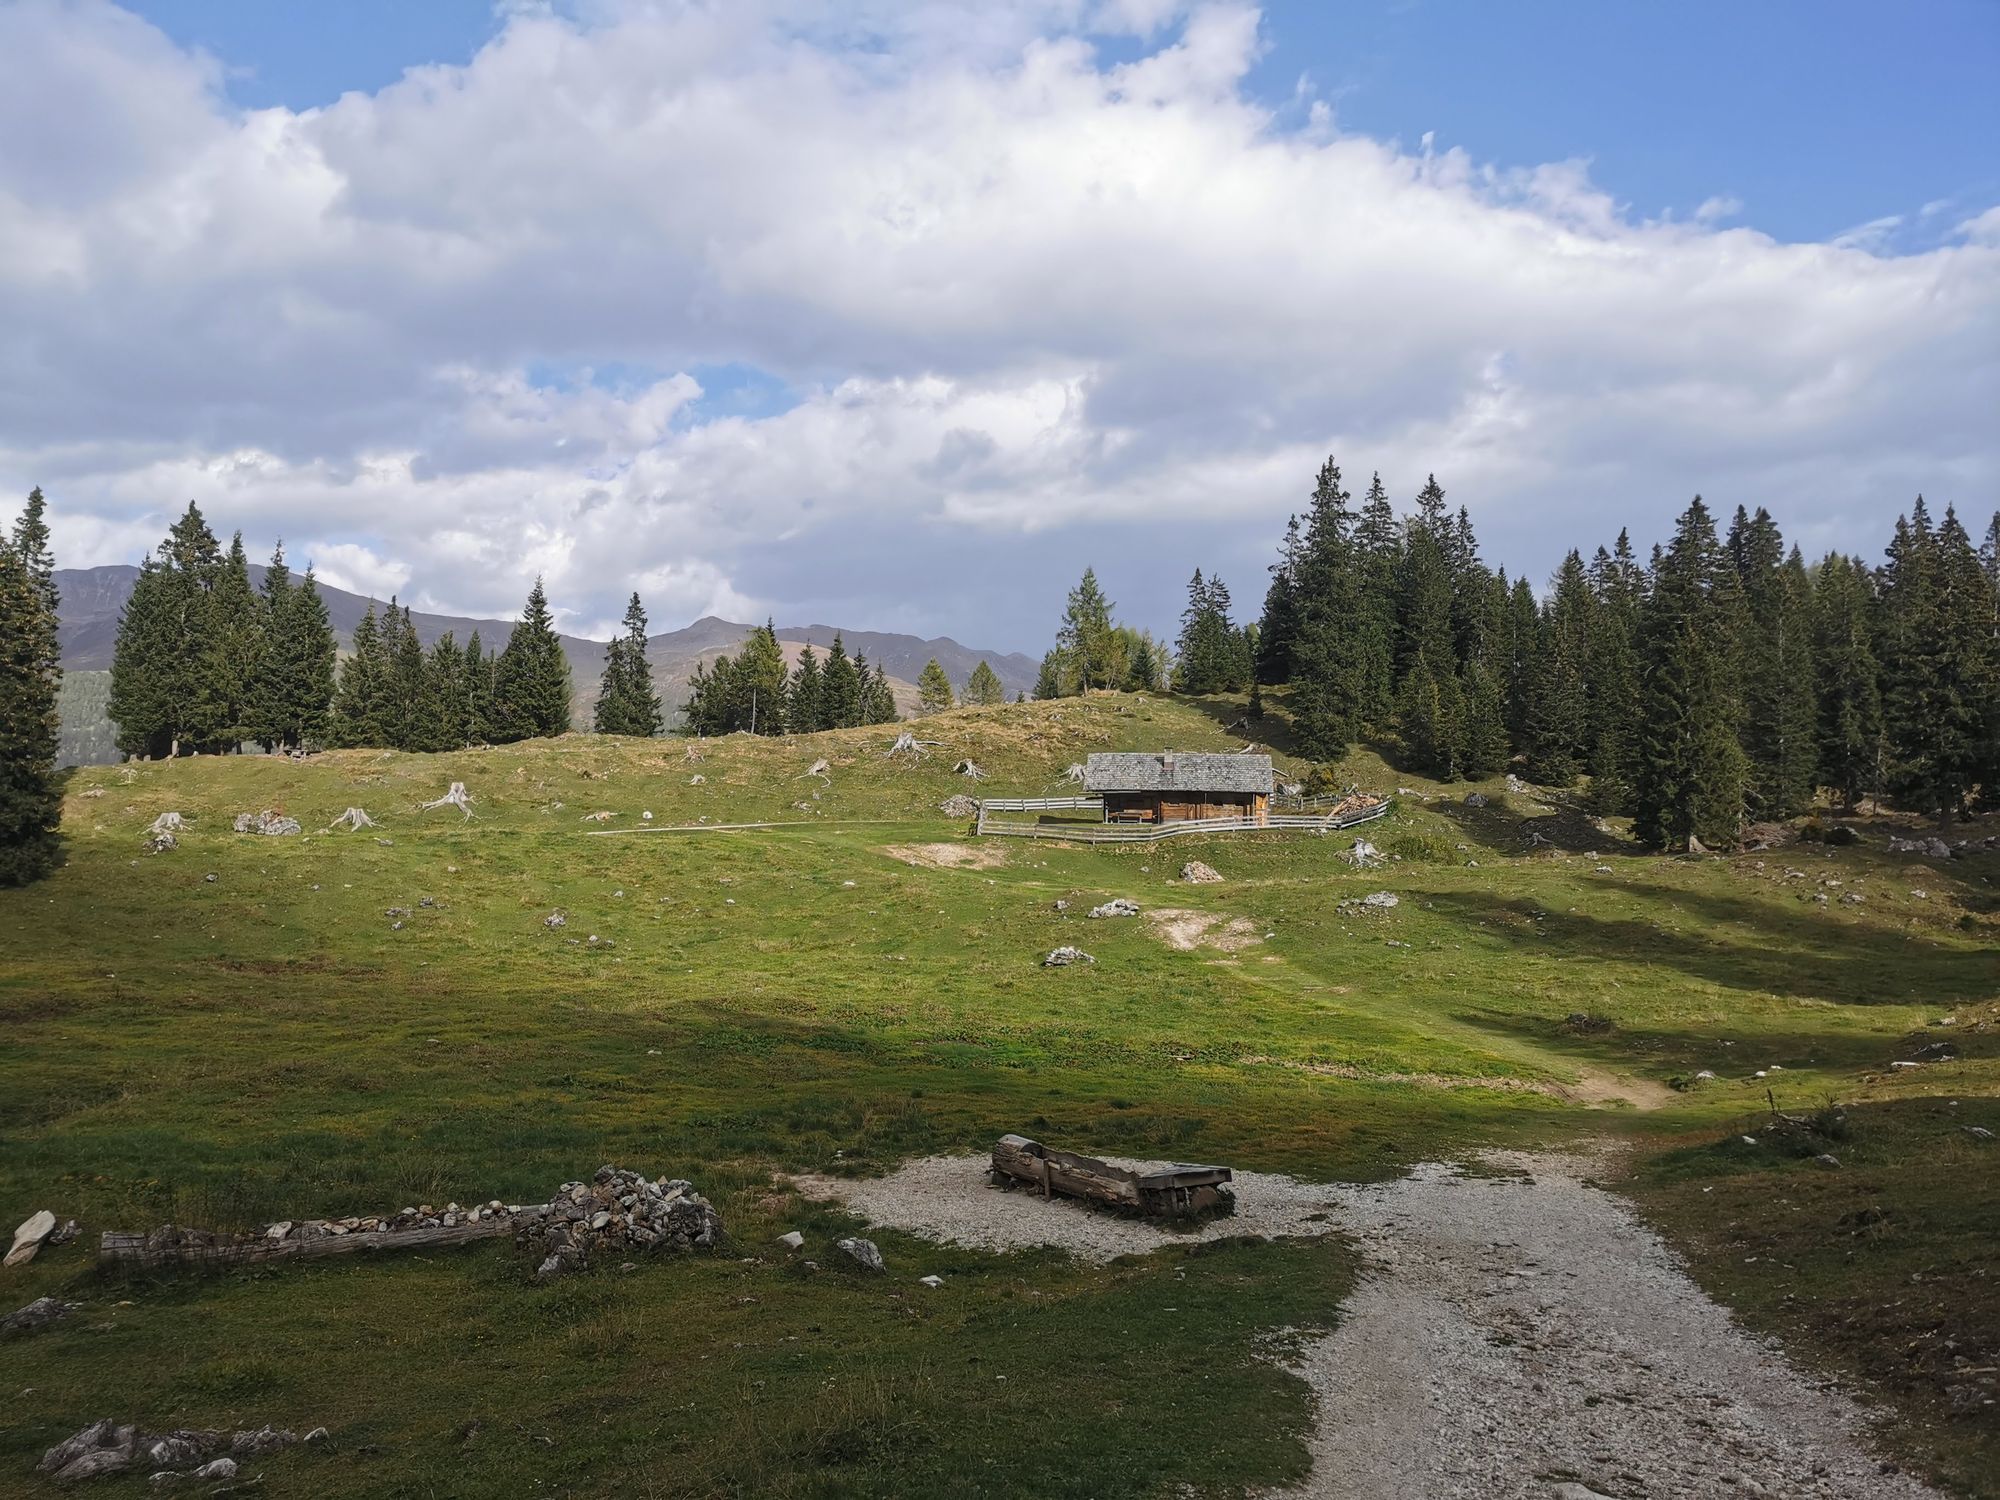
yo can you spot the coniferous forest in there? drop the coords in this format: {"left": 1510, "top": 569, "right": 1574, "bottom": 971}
{"left": 3, "top": 468, "right": 1996, "bottom": 891}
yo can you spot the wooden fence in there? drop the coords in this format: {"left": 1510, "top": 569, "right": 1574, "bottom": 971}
{"left": 974, "top": 798, "right": 1391, "bottom": 844}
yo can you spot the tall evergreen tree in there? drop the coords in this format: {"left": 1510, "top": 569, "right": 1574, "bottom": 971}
{"left": 1729, "top": 508, "right": 1819, "bottom": 818}
{"left": 964, "top": 659, "right": 1005, "bottom": 705}
{"left": 1585, "top": 532, "right": 1645, "bottom": 813}
{"left": 421, "top": 632, "right": 466, "bottom": 751}
{"left": 109, "top": 502, "right": 228, "bottom": 758}
{"left": 333, "top": 604, "right": 388, "bottom": 747}
{"left": 1056, "top": 568, "right": 1121, "bottom": 692}
{"left": 1502, "top": 574, "right": 1540, "bottom": 745}
{"left": 494, "top": 577, "right": 572, "bottom": 741}
{"left": 1289, "top": 457, "right": 1367, "bottom": 758}
{"left": 863, "top": 660, "right": 898, "bottom": 723}
{"left": 1633, "top": 497, "right": 1747, "bottom": 850}
{"left": 917, "top": 658, "right": 954, "bottom": 713}
{"left": 1353, "top": 472, "right": 1401, "bottom": 727}
{"left": 0, "top": 489, "right": 64, "bottom": 883}
{"left": 788, "top": 644, "right": 825, "bottom": 730}
{"left": 822, "top": 633, "right": 862, "bottom": 727}
{"left": 1394, "top": 657, "right": 1462, "bottom": 780}
{"left": 1527, "top": 552, "right": 1594, "bottom": 784}
{"left": 196, "top": 533, "right": 261, "bottom": 752}
{"left": 1256, "top": 514, "right": 1304, "bottom": 686}
{"left": 1455, "top": 659, "right": 1510, "bottom": 777}
{"left": 1880, "top": 504, "right": 1996, "bottom": 826}
{"left": 1811, "top": 552, "right": 1884, "bottom": 807}
{"left": 594, "top": 592, "right": 661, "bottom": 736}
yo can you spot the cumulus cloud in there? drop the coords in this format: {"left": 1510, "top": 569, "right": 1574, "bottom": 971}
{"left": 0, "top": 0, "right": 1993, "bottom": 647}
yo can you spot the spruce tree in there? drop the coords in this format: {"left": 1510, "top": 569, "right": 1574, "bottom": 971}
{"left": 495, "top": 577, "right": 572, "bottom": 741}
{"left": 735, "top": 622, "right": 789, "bottom": 733}
{"left": 1633, "top": 497, "right": 1747, "bottom": 850}
{"left": 1527, "top": 552, "right": 1593, "bottom": 784}
{"left": 1585, "top": 532, "right": 1644, "bottom": 813}
{"left": 0, "top": 489, "right": 64, "bottom": 883}
{"left": 423, "top": 632, "right": 466, "bottom": 751}
{"left": 863, "top": 660, "right": 898, "bottom": 724}
{"left": 1353, "top": 472, "right": 1400, "bottom": 727}
{"left": 594, "top": 592, "right": 661, "bottom": 737}
{"left": 822, "top": 634, "right": 861, "bottom": 726}
{"left": 464, "top": 632, "right": 494, "bottom": 743}
{"left": 1256, "top": 514, "right": 1304, "bottom": 686}
{"left": 1290, "top": 457, "right": 1367, "bottom": 758}
{"left": 1056, "top": 568, "right": 1120, "bottom": 691}
{"left": 1881, "top": 504, "right": 1995, "bottom": 826}
{"left": 1811, "top": 553, "right": 1884, "bottom": 807}
{"left": 197, "top": 532, "right": 261, "bottom": 752}
{"left": 917, "top": 658, "right": 954, "bottom": 713}
{"left": 964, "top": 659, "right": 1004, "bottom": 705}
{"left": 109, "top": 502, "right": 226, "bottom": 757}
{"left": 1729, "top": 508, "right": 1818, "bottom": 818}
{"left": 788, "top": 645, "right": 825, "bottom": 730}
{"left": 247, "top": 545, "right": 293, "bottom": 749}
{"left": 1394, "top": 658, "right": 1461, "bottom": 779}
{"left": 1456, "top": 660, "right": 1510, "bottom": 777}
{"left": 388, "top": 603, "right": 429, "bottom": 750}
{"left": 1503, "top": 574, "right": 1540, "bottom": 746}
{"left": 333, "top": 604, "right": 389, "bottom": 747}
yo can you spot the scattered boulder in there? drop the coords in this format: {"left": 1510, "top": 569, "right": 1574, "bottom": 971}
{"left": 543, "top": 911, "right": 567, "bottom": 929}
{"left": 523, "top": 1166, "right": 723, "bottom": 1280}
{"left": 1463, "top": 792, "right": 1488, "bottom": 808}
{"left": 233, "top": 810, "right": 300, "bottom": 836}
{"left": 939, "top": 794, "right": 979, "bottom": 819}
{"left": 39, "top": 1422, "right": 302, "bottom": 1485}
{"left": 1813, "top": 1153, "right": 1842, "bottom": 1169}
{"left": 1888, "top": 835, "right": 1952, "bottom": 859}
{"left": 776, "top": 1230, "right": 804, "bottom": 1250}
{"left": 6, "top": 1209, "right": 56, "bottom": 1267}
{"left": 1088, "top": 897, "right": 1140, "bottom": 919}
{"left": 836, "top": 1237, "right": 886, "bottom": 1274}
{"left": 1340, "top": 891, "right": 1399, "bottom": 912}
{"left": 2, "top": 1295, "right": 74, "bottom": 1339}
{"left": 1966, "top": 1126, "right": 1994, "bottom": 1142}
{"left": 1043, "top": 946, "right": 1094, "bottom": 967}
{"left": 919, "top": 1274, "right": 943, "bottom": 1288}
{"left": 1179, "top": 860, "right": 1223, "bottom": 884}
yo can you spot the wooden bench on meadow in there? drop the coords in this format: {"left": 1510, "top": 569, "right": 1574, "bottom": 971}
{"left": 990, "top": 1134, "right": 1233, "bottom": 1219}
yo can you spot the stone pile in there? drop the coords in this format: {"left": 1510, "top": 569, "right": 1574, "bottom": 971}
{"left": 1179, "top": 861, "right": 1223, "bottom": 883}
{"left": 1887, "top": 835, "right": 1952, "bottom": 859}
{"left": 1043, "top": 945, "right": 1094, "bottom": 966}
{"left": 267, "top": 1199, "right": 524, "bottom": 1244}
{"left": 938, "top": 794, "right": 979, "bottom": 819}
{"left": 521, "top": 1166, "right": 723, "bottom": 1280}
{"left": 38, "top": 1419, "right": 321, "bottom": 1484}
{"left": 1088, "top": 897, "right": 1140, "bottom": 919}
{"left": 233, "top": 810, "right": 301, "bottom": 836}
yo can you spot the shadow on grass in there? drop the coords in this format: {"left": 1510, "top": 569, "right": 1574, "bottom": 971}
{"left": 1422, "top": 884, "right": 1993, "bottom": 1005}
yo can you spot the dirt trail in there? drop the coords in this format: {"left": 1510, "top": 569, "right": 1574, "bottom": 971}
{"left": 798, "top": 1149, "right": 1941, "bottom": 1500}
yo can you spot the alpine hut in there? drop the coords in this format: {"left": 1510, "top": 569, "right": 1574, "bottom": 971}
{"left": 1083, "top": 751, "right": 1273, "bottom": 825}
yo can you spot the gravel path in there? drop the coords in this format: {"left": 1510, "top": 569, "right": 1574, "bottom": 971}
{"left": 796, "top": 1149, "right": 1942, "bottom": 1500}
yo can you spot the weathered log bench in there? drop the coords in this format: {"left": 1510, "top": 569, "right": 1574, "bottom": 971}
{"left": 991, "top": 1134, "right": 1233, "bottom": 1219}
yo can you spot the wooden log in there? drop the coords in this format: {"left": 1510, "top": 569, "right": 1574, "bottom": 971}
{"left": 99, "top": 1208, "right": 548, "bottom": 1270}
{"left": 993, "top": 1136, "right": 1231, "bottom": 1214}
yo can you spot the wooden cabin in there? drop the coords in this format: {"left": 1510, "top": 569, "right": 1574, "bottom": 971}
{"left": 1083, "top": 751, "right": 1273, "bottom": 824}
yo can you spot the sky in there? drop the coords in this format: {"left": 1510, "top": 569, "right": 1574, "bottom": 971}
{"left": 3, "top": 0, "right": 1996, "bottom": 651}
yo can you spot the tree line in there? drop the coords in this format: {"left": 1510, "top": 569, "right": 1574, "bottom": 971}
{"left": 1241, "top": 459, "right": 1997, "bottom": 846}
{"left": 1, "top": 489, "right": 63, "bottom": 885}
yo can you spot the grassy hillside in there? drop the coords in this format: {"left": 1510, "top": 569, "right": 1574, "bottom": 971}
{"left": 3, "top": 693, "right": 1995, "bottom": 1495}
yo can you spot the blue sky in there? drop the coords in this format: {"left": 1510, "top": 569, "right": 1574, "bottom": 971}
{"left": 134, "top": 0, "right": 2000, "bottom": 248}
{"left": 8, "top": 1, "right": 1996, "bottom": 648}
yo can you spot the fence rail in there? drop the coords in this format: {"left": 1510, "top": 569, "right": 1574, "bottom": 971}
{"left": 976, "top": 795, "right": 1104, "bottom": 813}
{"left": 974, "top": 800, "right": 1390, "bottom": 844}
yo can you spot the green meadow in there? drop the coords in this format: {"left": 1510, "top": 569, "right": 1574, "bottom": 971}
{"left": 3, "top": 693, "right": 1995, "bottom": 1496}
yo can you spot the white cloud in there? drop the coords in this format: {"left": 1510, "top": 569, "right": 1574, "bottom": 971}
{"left": 1, "top": 0, "right": 1994, "bottom": 649}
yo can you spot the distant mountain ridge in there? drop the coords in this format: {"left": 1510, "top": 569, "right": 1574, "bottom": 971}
{"left": 52, "top": 567, "right": 1040, "bottom": 727}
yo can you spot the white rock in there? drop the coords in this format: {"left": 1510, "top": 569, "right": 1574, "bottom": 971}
{"left": 919, "top": 1274, "right": 943, "bottom": 1288}
{"left": 193, "top": 1458, "right": 237, "bottom": 1481}
{"left": 836, "top": 1236, "right": 886, "bottom": 1273}
{"left": 6, "top": 1209, "right": 55, "bottom": 1267}
{"left": 777, "top": 1230, "right": 804, "bottom": 1250}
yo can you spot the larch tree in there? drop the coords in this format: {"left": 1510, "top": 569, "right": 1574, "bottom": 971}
{"left": 964, "top": 659, "right": 1005, "bottom": 705}
{"left": 917, "top": 657, "right": 954, "bottom": 713}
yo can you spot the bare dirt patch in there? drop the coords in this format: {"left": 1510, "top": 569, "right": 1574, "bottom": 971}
{"left": 1148, "top": 907, "right": 1264, "bottom": 952}
{"left": 799, "top": 1149, "right": 1942, "bottom": 1500}
{"left": 878, "top": 842, "right": 1008, "bottom": 870}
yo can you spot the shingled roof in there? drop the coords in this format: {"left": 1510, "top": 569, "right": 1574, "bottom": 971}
{"left": 1083, "top": 751, "right": 1273, "bottom": 795}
